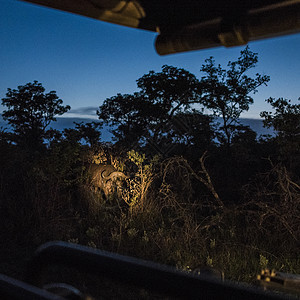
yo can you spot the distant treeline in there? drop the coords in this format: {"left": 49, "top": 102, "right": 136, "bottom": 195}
{"left": 0, "top": 116, "right": 274, "bottom": 142}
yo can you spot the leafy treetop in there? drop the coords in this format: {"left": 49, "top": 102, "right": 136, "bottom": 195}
{"left": 97, "top": 65, "right": 204, "bottom": 151}
{"left": 2, "top": 81, "right": 70, "bottom": 148}
{"left": 260, "top": 97, "right": 300, "bottom": 158}
{"left": 200, "top": 46, "right": 270, "bottom": 145}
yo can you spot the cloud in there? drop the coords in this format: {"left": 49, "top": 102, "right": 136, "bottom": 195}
{"left": 64, "top": 106, "right": 98, "bottom": 119}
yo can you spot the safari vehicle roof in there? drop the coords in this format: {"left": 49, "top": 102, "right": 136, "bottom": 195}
{"left": 20, "top": 0, "right": 300, "bottom": 54}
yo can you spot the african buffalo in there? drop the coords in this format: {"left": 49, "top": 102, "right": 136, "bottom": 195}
{"left": 88, "top": 164, "right": 127, "bottom": 199}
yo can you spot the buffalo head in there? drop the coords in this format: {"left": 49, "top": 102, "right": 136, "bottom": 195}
{"left": 88, "top": 164, "right": 128, "bottom": 199}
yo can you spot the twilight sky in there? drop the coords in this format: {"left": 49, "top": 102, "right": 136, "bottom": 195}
{"left": 1, "top": 0, "right": 299, "bottom": 120}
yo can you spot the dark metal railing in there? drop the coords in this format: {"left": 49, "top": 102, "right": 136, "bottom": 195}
{"left": 23, "top": 241, "right": 294, "bottom": 299}
{"left": 0, "top": 273, "right": 63, "bottom": 300}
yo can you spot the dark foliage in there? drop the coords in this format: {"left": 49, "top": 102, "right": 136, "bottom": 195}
{"left": 0, "top": 50, "right": 299, "bottom": 289}
{"left": 261, "top": 98, "right": 300, "bottom": 154}
{"left": 1, "top": 81, "right": 70, "bottom": 152}
{"left": 200, "top": 46, "right": 270, "bottom": 145}
{"left": 97, "top": 65, "right": 212, "bottom": 155}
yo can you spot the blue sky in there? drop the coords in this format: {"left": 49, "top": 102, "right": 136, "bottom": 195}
{"left": 1, "top": 0, "right": 299, "bottom": 120}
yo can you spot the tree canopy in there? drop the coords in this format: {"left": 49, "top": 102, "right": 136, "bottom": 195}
{"left": 97, "top": 65, "right": 210, "bottom": 154}
{"left": 98, "top": 47, "right": 270, "bottom": 152}
{"left": 200, "top": 46, "right": 270, "bottom": 144}
{"left": 136, "top": 65, "right": 201, "bottom": 117}
{"left": 261, "top": 97, "right": 300, "bottom": 139}
{"left": 1, "top": 81, "right": 70, "bottom": 150}
{"left": 260, "top": 97, "right": 300, "bottom": 159}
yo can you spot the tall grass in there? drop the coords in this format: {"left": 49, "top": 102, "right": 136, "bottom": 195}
{"left": 0, "top": 146, "right": 299, "bottom": 284}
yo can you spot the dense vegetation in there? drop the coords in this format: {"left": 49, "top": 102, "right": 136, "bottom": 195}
{"left": 0, "top": 47, "right": 299, "bottom": 288}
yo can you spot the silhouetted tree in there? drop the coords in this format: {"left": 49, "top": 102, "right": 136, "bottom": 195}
{"left": 231, "top": 126, "right": 257, "bottom": 146}
{"left": 1, "top": 81, "right": 70, "bottom": 151}
{"left": 74, "top": 121, "right": 102, "bottom": 147}
{"left": 97, "top": 65, "right": 210, "bottom": 154}
{"left": 260, "top": 97, "right": 300, "bottom": 167}
{"left": 97, "top": 92, "right": 154, "bottom": 148}
{"left": 200, "top": 46, "right": 270, "bottom": 145}
{"left": 149, "top": 111, "right": 214, "bottom": 157}
{"left": 260, "top": 97, "right": 300, "bottom": 141}
{"left": 136, "top": 65, "right": 201, "bottom": 117}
